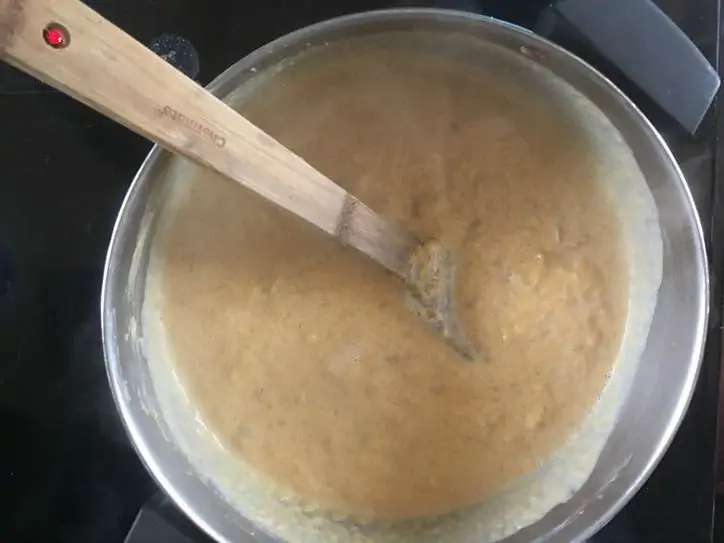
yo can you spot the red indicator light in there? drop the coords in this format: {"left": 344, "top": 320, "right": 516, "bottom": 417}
{"left": 43, "top": 24, "right": 70, "bottom": 49}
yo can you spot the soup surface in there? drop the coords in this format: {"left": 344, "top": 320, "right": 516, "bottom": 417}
{"left": 150, "top": 41, "right": 628, "bottom": 521}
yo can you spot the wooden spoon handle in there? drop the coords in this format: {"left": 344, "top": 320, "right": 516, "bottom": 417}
{"left": 0, "top": 0, "right": 417, "bottom": 276}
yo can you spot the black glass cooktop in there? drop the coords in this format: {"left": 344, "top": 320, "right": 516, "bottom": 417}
{"left": 0, "top": 1, "right": 721, "bottom": 542}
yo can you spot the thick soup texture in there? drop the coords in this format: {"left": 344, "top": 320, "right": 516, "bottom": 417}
{"left": 153, "top": 43, "right": 628, "bottom": 520}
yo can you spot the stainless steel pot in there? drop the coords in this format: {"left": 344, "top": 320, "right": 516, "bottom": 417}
{"left": 102, "top": 9, "right": 709, "bottom": 542}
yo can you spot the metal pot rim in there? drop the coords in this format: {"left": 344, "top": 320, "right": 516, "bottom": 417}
{"left": 102, "top": 8, "right": 709, "bottom": 543}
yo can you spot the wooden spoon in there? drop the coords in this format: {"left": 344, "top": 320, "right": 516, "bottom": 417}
{"left": 0, "top": 0, "right": 475, "bottom": 359}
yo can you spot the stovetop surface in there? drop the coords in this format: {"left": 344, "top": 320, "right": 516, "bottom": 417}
{"left": 0, "top": 1, "right": 722, "bottom": 542}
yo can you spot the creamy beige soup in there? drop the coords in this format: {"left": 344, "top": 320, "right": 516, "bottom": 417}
{"left": 149, "top": 39, "right": 628, "bottom": 523}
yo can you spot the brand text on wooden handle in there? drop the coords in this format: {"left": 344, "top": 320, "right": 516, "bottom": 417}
{"left": 160, "top": 105, "right": 226, "bottom": 148}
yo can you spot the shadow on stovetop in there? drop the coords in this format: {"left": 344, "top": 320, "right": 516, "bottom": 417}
{"left": 0, "top": 269, "right": 157, "bottom": 542}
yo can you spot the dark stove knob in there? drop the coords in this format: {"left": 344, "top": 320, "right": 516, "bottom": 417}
{"left": 148, "top": 34, "right": 200, "bottom": 81}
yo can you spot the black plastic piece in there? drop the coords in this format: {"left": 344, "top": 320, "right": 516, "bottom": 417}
{"left": 537, "top": 0, "right": 720, "bottom": 134}
{"left": 125, "top": 493, "right": 208, "bottom": 543}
